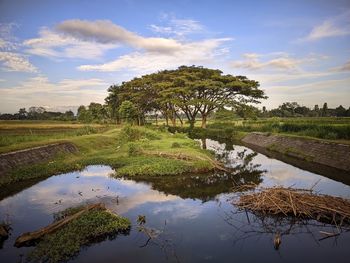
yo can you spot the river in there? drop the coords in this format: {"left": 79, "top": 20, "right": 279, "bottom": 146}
{"left": 1, "top": 139, "right": 349, "bottom": 262}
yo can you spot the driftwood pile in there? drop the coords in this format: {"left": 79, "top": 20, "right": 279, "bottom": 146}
{"left": 234, "top": 187, "right": 350, "bottom": 226}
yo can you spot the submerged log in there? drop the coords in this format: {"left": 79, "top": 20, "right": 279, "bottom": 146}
{"left": 14, "top": 203, "right": 105, "bottom": 247}
{"left": 0, "top": 225, "right": 9, "bottom": 238}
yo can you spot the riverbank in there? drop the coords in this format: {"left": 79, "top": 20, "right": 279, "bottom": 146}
{"left": 0, "top": 125, "right": 218, "bottom": 188}
{"left": 167, "top": 125, "right": 350, "bottom": 183}
{"left": 242, "top": 132, "right": 350, "bottom": 174}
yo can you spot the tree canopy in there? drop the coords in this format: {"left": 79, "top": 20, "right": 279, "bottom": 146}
{"left": 105, "top": 65, "right": 267, "bottom": 127}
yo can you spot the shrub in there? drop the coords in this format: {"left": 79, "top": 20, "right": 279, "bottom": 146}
{"left": 119, "top": 125, "right": 161, "bottom": 142}
{"left": 127, "top": 142, "right": 143, "bottom": 156}
{"left": 171, "top": 142, "right": 181, "bottom": 148}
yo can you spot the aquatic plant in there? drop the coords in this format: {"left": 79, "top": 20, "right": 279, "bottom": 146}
{"left": 27, "top": 205, "right": 130, "bottom": 263}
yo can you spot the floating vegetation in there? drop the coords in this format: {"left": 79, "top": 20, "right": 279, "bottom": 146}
{"left": 16, "top": 203, "right": 130, "bottom": 263}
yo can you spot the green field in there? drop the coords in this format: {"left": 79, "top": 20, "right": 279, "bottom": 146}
{"left": 0, "top": 121, "right": 217, "bottom": 187}
{"left": 205, "top": 117, "right": 350, "bottom": 143}
{"left": 1, "top": 117, "right": 349, "bottom": 187}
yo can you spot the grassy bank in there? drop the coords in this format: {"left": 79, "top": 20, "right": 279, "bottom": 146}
{"left": 207, "top": 117, "right": 350, "bottom": 141}
{"left": 0, "top": 120, "right": 112, "bottom": 153}
{"left": 0, "top": 123, "right": 217, "bottom": 187}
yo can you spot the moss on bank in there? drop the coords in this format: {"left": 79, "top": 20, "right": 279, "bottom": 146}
{"left": 0, "top": 126, "right": 217, "bottom": 187}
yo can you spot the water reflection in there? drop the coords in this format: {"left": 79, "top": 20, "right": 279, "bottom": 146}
{"left": 0, "top": 138, "right": 349, "bottom": 262}
{"left": 222, "top": 207, "right": 350, "bottom": 250}
{"left": 126, "top": 139, "right": 267, "bottom": 202}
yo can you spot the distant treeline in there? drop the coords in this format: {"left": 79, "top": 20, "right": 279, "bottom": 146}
{"left": 0, "top": 107, "right": 75, "bottom": 121}
{"left": 2, "top": 101, "right": 349, "bottom": 122}
{"left": 263, "top": 102, "right": 350, "bottom": 118}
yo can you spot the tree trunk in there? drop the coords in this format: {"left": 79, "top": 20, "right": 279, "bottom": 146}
{"left": 165, "top": 115, "right": 169, "bottom": 126}
{"left": 171, "top": 117, "right": 176, "bottom": 127}
{"left": 201, "top": 115, "right": 207, "bottom": 128}
{"left": 201, "top": 138, "right": 207, "bottom": 149}
{"left": 179, "top": 117, "right": 183, "bottom": 127}
{"left": 189, "top": 119, "right": 195, "bottom": 129}
{"left": 155, "top": 114, "right": 158, "bottom": 126}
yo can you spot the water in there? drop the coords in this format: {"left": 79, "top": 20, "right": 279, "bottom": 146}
{"left": 1, "top": 139, "right": 349, "bottom": 262}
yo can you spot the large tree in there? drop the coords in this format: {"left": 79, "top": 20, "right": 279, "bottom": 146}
{"left": 150, "top": 66, "right": 266, "bottom": 128}
{"left": 106, "top": 66, "right": 266, "bottom": 128}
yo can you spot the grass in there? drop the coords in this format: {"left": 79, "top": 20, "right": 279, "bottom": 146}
{"left": 206, "top": 117, "right": 350, "bottom": 142}
{"left": 27, "top": 205, "right": 130, "bottom": 263}
{"left": 0, "top": 121, "right": 112, "bottom": 153}
{"left": 0, "top": 122, "right": 217, "bottom": 187}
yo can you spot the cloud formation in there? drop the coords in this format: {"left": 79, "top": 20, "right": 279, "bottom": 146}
{"left": 335, "top": 60, "right": 350, "bottom": 72}
{"left": 78, "top": 38, "right": 231, "bottom": 72}
{"left": 0, "top": 23, "right": 37, "bottom": 73}
{"left": 300, "top": 10, "right": 350, "bottom": 41}
{"left": 149, "top": 15, "right": 203, "bottom": 37}
{"left": 56, "top": 19, "right": 183, "bottom": 54}
{"left": 24, "top": 28, "right": 117, "bottom": 60}
{"left": 0, "top": 76, "right": 108, "bottom": 113}
{"left": 0, "top": 51, "right": 37, "bottom": 72}
{"left": 231, "top": 53, "right": 302, "bottom": 71}
{"left": 0, "top": 23, "right": 19, "bottom": 50}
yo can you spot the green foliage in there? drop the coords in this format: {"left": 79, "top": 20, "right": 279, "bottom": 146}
{"left": 0, "top": 125, "right": 106, "bottom": 150}
{"left": 119, "top": 100, "right": 138, "bottom": 123}
{"left": 208, "top": 118, "right": 350, "bottom": 140}
{"left": 119, "top": 125, "right": 161, "bottom": 143}
{"left": 116, "top": 156, "right": 192, "bottom": 176}
{"left": 127, "top": 142, "right": 143, "bottom": 156}
{"left": 214, "top": 108, "right": 236, "bottom": 121}
{"left": 0, "top": 124, "right": 217, "bottom": 189}
{"left": 105, "top": 65, "right": 266, "bottom": 128}
{"left": 28, "top": 208, "right": 130, "bottom": 263}
{"left": 171, "top": 142, "right": 181, "bottom": 148}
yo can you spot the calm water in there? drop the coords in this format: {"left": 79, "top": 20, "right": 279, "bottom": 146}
{"left": 1, "top": 140, "right": 349, "bottom": 262}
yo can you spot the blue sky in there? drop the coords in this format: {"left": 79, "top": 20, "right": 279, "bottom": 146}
{"left": 0, "top": 0, "right": 349, "bottom": 113}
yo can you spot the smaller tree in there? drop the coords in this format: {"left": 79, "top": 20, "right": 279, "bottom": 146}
{"left": 18, "top": 108, "right": 27, "bottom": 120}
{"left": 335, "top": 105, "right": 347, "bottom": 117}
{"left": 322, "top": 102, "right": 328, "bottom": 117}
{"left": 119, "top": 100, "right": 138, "bottom": 124}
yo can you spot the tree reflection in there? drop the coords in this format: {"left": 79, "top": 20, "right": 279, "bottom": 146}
{"left": 130, "top": 144, "right": 266, "bottom": 202}
{"left": 221, "top": 208, "right": 350, "bottom": 250}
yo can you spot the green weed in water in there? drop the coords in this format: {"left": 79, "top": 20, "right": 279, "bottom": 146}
{"left": 28, "top": 208, "right": 130, "bottom": 263}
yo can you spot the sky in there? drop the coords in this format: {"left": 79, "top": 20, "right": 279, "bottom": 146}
{"left": 0, "top": 0, "right": 349, "bottom": 113}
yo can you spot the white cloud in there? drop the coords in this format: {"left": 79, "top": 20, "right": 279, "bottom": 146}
{"left": 0, "top": 39, "right": 7, "bottom": 49}
{"left": 24, "top": 28, "right": 118, "bottom": 60}
{"left": 56, "top": 19, "right": 183, "bottom": 54}
{"left": 0, "top": 23, "right": 19, "bottom": 50}
{"left": 266, "top": 77, "right": 350, "bottom": 96}
{"left": 0, "top": 76, "right": 109, "bottom": 113}
{"left": 299, "top": 11, "right": 350, "bottom": 42}
{"left": 261, "top": 77, "right": 350, "bottom": 109}
{"left": 303, "top": 21, "right": 350, "bottom": 41}
{"left": 334, "top": 60, "right": 350, "bottom": 72}
{"left": 78, "top": 38, "right": 231, "bottom": 73}
{"left": 230, "top": 52, "right": 328, "bottom": 72}
{"left": 0, "top": 51, "right": 37, "bottom": 72}
{"left": 149, "top": 16, "right": 204, "bottom": 38}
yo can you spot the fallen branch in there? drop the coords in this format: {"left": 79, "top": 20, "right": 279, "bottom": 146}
{"left": 0, "top": 225, "right": 9, "bottom": 238}
{"left": 234, "top": 187, "right": 350, "bottom": 226}
{"left": 14, "top": 203, "right": 105, "bottom": 247}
